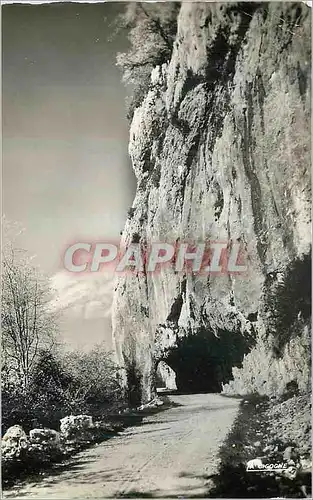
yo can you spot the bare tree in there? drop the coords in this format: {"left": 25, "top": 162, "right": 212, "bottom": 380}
{"left": 2, "top": 222, "right": 57, "bottom": 392}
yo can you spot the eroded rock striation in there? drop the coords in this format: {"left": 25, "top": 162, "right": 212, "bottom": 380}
{"left": 112, "top": 2, "right": 311, "bottom": 404}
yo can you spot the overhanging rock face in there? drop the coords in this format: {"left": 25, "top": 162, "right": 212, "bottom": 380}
{"left": 112, "top": 3, "right": 311, "bottom": 404}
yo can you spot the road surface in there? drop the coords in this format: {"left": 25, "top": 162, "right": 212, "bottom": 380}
{"left": 4, "top": 394, "right": 240, "bottom": 499}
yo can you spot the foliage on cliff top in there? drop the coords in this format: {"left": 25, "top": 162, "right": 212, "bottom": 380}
{"left": 116, "top": 2, "right": 179, "bottom": 119}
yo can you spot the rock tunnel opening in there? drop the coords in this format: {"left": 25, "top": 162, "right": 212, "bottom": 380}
{"left": 155, "top": 361, "right": 177, "bottom": 392}
{"left": 162, "top": 327, "right": 254, "bottom": 394}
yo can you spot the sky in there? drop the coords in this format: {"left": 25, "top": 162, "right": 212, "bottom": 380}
{"left": 2, "top": 3, "right": 136, "bottom": 350}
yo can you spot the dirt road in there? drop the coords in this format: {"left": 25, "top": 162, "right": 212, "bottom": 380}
{"left": 4, "top": 394, "right": 240, "bottom": 499}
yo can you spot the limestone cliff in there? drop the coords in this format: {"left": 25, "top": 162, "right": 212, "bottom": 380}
{"left": 112, "top": 2, "right": 311, "bottom": 404}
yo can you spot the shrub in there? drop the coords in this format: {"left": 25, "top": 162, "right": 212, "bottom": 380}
{"left": 222, "top": 326, "right": 311, "bottom": 397}
{"left": 2, "top": 350, "right": 71, "bottom": 433}
{"left": 1, "top": 345, "right": 124, "bottom": 434}
{"left": 262, "top": 255, "right": 311, "bottom": 357}
{"left": 116, "top": 3, "right": 180, "bottom": 118}
{"left": 63, "top": 345, "right": 124, "bottom": 417}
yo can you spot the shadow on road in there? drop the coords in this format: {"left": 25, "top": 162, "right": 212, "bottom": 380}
{"left": 3, "top": 396, "right": 180, "bottom": 495}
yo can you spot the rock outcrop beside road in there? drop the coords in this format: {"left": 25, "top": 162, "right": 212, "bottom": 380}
{"left": 112, "top": 2, "right": 311, "bottom": 403}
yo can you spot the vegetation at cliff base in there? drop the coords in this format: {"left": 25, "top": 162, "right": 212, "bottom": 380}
{"left": 210, "top": 393, "right": 311, "bottom": 498}
{"left": 2, "top": 222, "right": 124, "bottom": 435}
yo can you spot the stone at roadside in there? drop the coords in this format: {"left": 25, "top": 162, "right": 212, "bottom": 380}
{"left": 281, "top": 465, "right": 298, "bottom": 481}
{"left": 299, "top": 443, "right": 310, "bottom": 454}
{"left": 60, "top": 415, "right": 93, "bottom": 442}
{"left": 138, "top": 397, "right": 164, "bottom": 411}
{"left": 29, "top": 428, "right": 60, "bottom": 445}
{"left": 2, "top": 425, "right": 29, "bottom": 460}
{"left": 283, "top": 446, "right": 299, "bottom": 462}
{"left": 28, "top": 428, "right": 64, "bottom": 463}
{"left": 262, "top": 444, "right": 274, "bottom": 453}
{"left": 300, "top": 458, "right": 312, "bottom": 473}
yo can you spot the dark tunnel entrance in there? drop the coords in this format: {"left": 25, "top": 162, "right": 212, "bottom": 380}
{"left": 163, "top": 327, "right": 254, "bottom": 393}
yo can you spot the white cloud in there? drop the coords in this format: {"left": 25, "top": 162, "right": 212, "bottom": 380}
{"left": 50, "top": 270, "right": 115, "bottom": 320}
